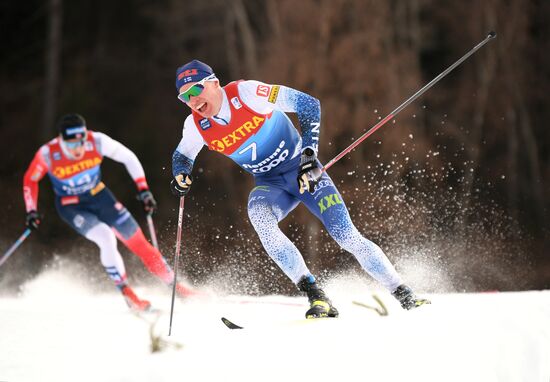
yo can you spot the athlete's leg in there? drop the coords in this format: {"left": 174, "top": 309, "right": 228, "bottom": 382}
{"left": 247, "top": 184, "right": 312, "bottom": 284}
{"left": 249, "top": 180, "right": 339, "bottom": 318}
{"left": 93, "top": 188, "right": 196, "bottom": 296}
{"left": 91, "top": 189, "right": 173, "bottom": 282}
{"left": 84, "top": 223, "right": 153, "bottom": 310}
{"left": 55, "top": 199, "right": 127, "bottom": 285}
{"left": 84, "top": 222, "right": 129, "bottom": 287}
{"left": 116, "top": 228, "right": 173, "bottom": 283}
{"left": 55, "top": 196, "right": 151, "bottom": 310}
{"left": 293, "top": 171, "right": 403, "bottom": 291}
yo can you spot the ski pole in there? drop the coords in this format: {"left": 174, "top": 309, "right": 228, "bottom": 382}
{"left": 322, "top": 31, "right": 497, "bottom": 172}
{"left": 146, "top": 213, "right": 159, "bottom": 249}
{"left": 168, "top": 196, "right": 185, "bottom": 336}
{"left": 0, "top": 228, "right": 32, "bottom": 268}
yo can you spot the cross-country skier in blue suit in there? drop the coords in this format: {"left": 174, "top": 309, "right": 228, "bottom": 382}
{"left": 170, "top": 60, "right": 429, "bottom": 318}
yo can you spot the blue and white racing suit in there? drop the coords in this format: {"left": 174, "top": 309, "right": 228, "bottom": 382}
{"left": 172, "top": 80, "right": 402, "bottom": 290}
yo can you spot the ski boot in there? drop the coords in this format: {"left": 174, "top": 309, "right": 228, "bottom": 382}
{"left": 297, "top": 276, "right": 339, "bottom": 319}
{"left": 121, "top": 285, "right": 152, "bottom": 312}
{"left": 391, "top": 284, "right": 431, "bottom": 310}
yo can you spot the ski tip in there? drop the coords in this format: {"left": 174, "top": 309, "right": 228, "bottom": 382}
{"left": 488, "top": 31, "right": 497, "bottom": 39}
{"left": 221, "top": 317, "right": 243, "bottom": 330}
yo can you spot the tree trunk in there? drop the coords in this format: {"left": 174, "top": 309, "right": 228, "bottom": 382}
{"left": 459, "top": 2, "right": 497, "bottom": 229}
{"left": 231, "top": 0, "right": 258, "bottom": 78}
{"left": 225, "top": 9, "right": 239, "bottom": 79}
{"left": 516, "top": 92, "right": 545, "bottom": 230}
{"left": 266, "top": 0, "right": 282, "bottom": 39}
{"left": 506, "top": 108, "right": 519, "bottom": 224}
{"left": 42, "top": 0, "right": 62, "bottom": 140}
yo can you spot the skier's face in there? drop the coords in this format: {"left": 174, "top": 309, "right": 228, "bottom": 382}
{"left": 178, "top": 79, "right": 222, "bottom": 118}
{"left": 62, "top": 138, "right": 86, "bottom": 160}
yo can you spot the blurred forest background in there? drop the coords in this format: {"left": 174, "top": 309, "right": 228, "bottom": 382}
{"left": 0, "top": 0, "right": 548, "bottom": 295}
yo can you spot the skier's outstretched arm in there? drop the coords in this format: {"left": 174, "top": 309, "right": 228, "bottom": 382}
{"left": 94, "top": 132, "right": 156, "bottom": 213}
{"left": 22, "top": 147, "right": 49, "bottom": 229}
{"left": 170, "top": 115, "right": 206, "bottom": 197}
{"left": 94, "top": 132, "right": 148, "bottom": 188}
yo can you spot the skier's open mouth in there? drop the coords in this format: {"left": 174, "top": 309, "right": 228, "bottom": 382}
{"left": 197, "top": 102, "right": 207, "bottom": 113}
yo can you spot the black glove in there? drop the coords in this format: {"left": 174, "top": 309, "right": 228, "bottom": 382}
{"left": 297, "top": 148, "right": 322, "bottom": 194}
{"left": 26, "top": 210, "right": 42, "bottom": 230}
{"left": 137, "top": 190, "right": 157, "bottom": 214}
{"left": 170, "top": 174, "right": 193, "bottom": 197}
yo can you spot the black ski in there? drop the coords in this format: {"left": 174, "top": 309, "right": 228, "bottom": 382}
{"left": 220, "top": 316, "right": 339, "bottom": 330}
{"left": 221, "top": 317, "right": 243, "bottom": 329}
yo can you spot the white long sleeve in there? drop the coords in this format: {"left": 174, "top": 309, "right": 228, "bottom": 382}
{"left": 93, "top": 132, "right": 146, "bottom": 183}
{"left": 175, "top": 115, "right": 207, "bottom": 160}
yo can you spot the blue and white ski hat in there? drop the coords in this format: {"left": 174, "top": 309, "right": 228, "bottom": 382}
{"left": 175, "top": 59, "right": 214, "bottom": 90}
{"left": 57, "top": 113, "right": 87, "bottom": 141}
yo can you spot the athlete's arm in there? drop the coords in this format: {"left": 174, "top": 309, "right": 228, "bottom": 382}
{"left": 238, "top": 80, "right": 321, "bottom": 154}
{"left": 172, "top": 115, "right": 206, "bottom": 177}
{"left": 22, "top": 147, "right": 49, "bottom": 212}
{"left": 94, "top": 132, "right": 149, "bottom": 191}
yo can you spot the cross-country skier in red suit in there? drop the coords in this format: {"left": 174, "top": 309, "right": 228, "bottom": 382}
{"left": 23, "top": 113, "right": 197, "bottom": 311}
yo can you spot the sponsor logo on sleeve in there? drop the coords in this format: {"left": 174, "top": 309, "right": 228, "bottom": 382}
{"left": 23, "top": 186, "right": 35, "bottom": 210}
{"left": 256, "top": 85, "right": 270, "bottom": 97}
{"left": 268, "top": 85, "right": 280, "bottom": 103}
{"left": 31, "top": 171, "right": 42, "bottom": 182}
{"left": 231, "top": 97, "right": 243, "bottom": 110}
{"left": 199, "top": 118, "right": 212, "bottom": 130}
{"left": 30, "top": 164, "right": 45, "bottom": 181}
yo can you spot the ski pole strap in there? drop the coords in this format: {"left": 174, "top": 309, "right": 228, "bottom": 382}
{"left": 0, "top": 228, "right": 32, "bottom": 268}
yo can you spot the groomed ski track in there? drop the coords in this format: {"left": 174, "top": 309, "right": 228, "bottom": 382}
{"left": 0, "top": 272, "right": 549, "bottom": 382}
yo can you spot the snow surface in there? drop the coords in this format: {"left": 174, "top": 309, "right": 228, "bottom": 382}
{"left": 1, "top": 270, "right": 549, "bottom": 382}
